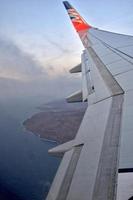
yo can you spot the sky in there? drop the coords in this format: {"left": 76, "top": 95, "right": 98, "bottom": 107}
{"left": 0, "top": 0, "right": 133, "bottom": 100}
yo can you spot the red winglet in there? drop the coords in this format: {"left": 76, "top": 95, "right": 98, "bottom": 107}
{"left": 63, "top": 1, "right": 92, "bottom": 32}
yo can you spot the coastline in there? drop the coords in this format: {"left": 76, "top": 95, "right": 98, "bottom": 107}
{"left": 23, "top": 100, "right": 87, "bottom": 144}
{"left": 23, "top": 125, "right": 58, "bottom": 144}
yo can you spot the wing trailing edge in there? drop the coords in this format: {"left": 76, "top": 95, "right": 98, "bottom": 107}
{"left": 66, "top": 90, "right": 82, "bottom": 103}
{"left": 69, "top": 63, "right": 81, "bottom": 73}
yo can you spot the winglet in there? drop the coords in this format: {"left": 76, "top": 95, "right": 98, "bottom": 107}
{"left": 63, "top": 1, "right": 92, "bottom": 32}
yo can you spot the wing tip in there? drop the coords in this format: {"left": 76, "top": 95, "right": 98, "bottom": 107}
{"left": 63, "top": 1, "right": 92, "bottom": 32}
{"left": 63, "top": 1, "right": 72, "bottom": 10}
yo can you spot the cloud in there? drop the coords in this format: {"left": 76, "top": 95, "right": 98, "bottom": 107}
{"left": 0, "top": 33, "right": 81, "bottom": 79}
{"left": 0, "top": 36, "right": 45, "bottom": 80}
{"left": 45, "top": 37, "right": 73, "bottom": 55}
{"left": 0, "top": 71, "right": 81, "bottom": 103}
{"left": 37, "top": 36, "right": 82, "bottom": 76}
{"left": 0, "top": 36, "right": 81, "bottom": 101}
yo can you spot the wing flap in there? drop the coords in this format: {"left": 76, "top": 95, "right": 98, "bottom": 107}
{"left": 69, "top": 63, "right": 81, "bottom": 73}
{"left": 66, "top": 90, "right": 82, "bottom": 103}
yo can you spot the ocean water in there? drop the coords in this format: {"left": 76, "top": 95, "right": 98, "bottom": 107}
{"left": 0, "top": 96, "right": 60, "bottom": 200}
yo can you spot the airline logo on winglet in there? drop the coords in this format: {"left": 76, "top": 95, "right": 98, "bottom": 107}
{"left": 63, "top": 1, "right": 92, "bottom": 32}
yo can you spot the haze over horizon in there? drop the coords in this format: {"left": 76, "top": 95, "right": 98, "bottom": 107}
{"left": 0, "top": 0, "right": 133, "bottom": 100}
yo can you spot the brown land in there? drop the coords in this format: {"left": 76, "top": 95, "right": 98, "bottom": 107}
{"left": 23, "top": 100, "right": 87, "bottom": 143}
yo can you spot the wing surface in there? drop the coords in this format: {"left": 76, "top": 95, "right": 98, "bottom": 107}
{"left": 46, "top": 2, "right": 133, "bottom": 200}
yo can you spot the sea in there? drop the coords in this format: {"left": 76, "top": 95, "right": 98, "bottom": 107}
{"left": 0, "top": 95, "right": 60, "bottom": 200}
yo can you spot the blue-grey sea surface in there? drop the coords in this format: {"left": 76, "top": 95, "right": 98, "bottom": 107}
{"left": 0, "top": 96, "right": 60, "bottom": 200}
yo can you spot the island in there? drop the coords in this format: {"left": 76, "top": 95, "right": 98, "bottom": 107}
{"left": 23, "top": 100, "right": 87, "bottom": 143}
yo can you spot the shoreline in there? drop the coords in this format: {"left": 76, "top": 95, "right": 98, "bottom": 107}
{"left": 23, "top": 125, "right": 59, "bottom": 144}
{"left": 23, "top": 100, "right": 87, "bottom": 144}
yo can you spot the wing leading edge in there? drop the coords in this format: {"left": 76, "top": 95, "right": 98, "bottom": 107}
{"left": 46, "top": 2, "right": 133, "bottom": 200}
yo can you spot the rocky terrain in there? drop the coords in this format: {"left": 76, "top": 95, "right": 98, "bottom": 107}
{"left": 23, "top": 100, "right": 87, "bottom": 143}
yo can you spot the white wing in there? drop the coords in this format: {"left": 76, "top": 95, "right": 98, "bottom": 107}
{"left": 46, "top": 2, "right": 133, "bottom": 200}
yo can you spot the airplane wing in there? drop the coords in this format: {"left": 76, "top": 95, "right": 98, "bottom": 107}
{"left": 46, "top": 2, "right": 133, "bottom": 200}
